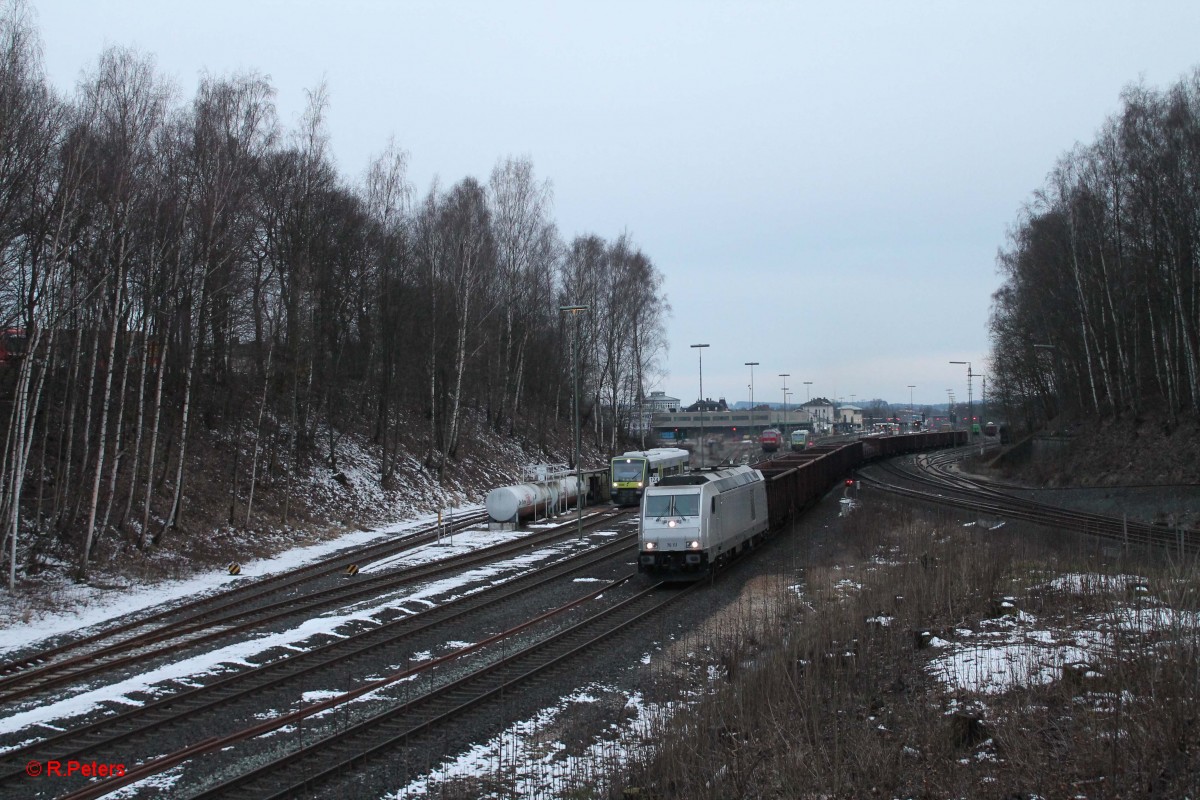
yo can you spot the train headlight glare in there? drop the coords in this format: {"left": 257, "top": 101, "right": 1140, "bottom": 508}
{"left": 668, "top": 519, "right": 676, "bottom": 527}
{"left": 637, "top": 481, "right": 643, "bottom": 488}
{"left": 612, "top": 482, "right": 618, "bottom": 488}
{"left": 689, "top": 540, "right": 701, "bottom": 549}
{"left": 644, "top": 541, "right": 656, "bottom": 550}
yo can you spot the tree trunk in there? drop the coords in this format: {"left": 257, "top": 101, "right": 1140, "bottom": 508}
{"left": 79, "top": 260, "right": 126, "bottom": 578}
{"left": 244, "top": 336, "right": 275, "bottom": 529}
{"left": 139, "top": 324, "right": 168, "bottom": 549}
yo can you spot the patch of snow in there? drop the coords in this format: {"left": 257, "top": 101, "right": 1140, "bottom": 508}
{"left": 384, "top": 686, "right": 670, "bottom": 800}
{"left": 0, "top": 511, "right": 476, "bottom": 657}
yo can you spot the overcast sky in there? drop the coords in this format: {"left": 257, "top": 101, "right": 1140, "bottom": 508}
{"left": 30, "top": 1, "right": 1200, "bottom": 410}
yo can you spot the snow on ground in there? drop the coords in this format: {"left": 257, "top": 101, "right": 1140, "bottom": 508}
{"left": 926, "top": 573, "right": 1200, "bottom": 695}
{"left": 384, "top": 685, "right": 668, "bottom": 800}
{"left": 0, "top": 506, "right": 481, "bottom": 658}
{"left": 0, "top": 522, "right": 615, "bottom": 746}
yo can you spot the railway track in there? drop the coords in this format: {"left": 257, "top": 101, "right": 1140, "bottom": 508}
{"left": 1, "top": 515, "right": 639, "bottom": 797}
{"left": 0, "top": 511, "right": 489, "bottom": 684}
{"left": 859, "top": 447, "right": 1200, "bottom": 554}
{"left": 0, "top": 507, "right": 621, "bottom": 704}
{"left": 55, "top": 571, "right": 694, "bottom": 800}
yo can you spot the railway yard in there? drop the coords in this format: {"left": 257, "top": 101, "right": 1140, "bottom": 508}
{"left": 2, "top": 435, "right": 1199, "bottom": 799}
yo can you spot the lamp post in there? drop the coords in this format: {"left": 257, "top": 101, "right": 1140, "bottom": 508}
{"left": 802, "top": 381, "right": 813, "bottom": 432}
{"left": 778, "top": 373, "right": 790, "bottom": 434}
{"left": 560, "top": 304, "right": 588, "bottom": 538}
{"left": 907, "top": 385, "right": 915, "bottom": 429}
{"left": 692, "top": 344, "right": 710, "bottom": 469}
{"left": 744, "top": 361, "right": 759, "bottom": 429}
{"left": 949, "top": 360, "right": 973, "bottom": 434}
{"left": 977, "top": 375, "right": 987, "bottom": 439}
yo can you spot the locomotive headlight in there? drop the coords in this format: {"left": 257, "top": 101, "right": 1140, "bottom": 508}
{"left": 612, "top": 482, "right": 618, "bottom": 488}
{"left": 667, "top": 519, "right": 676, "bottom": 527}
{"left": 637, "top": 481, "right": 643, "bottom": 488}
{"left": 689, "top": 540, "right": 701, "bottom": 549}
{"left": 643, "top": 541, "right": 657, "bottom": 550}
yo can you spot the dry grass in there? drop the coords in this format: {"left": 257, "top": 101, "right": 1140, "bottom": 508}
{"left": 603, "top": 502, "right": 1200, "bottom": 800}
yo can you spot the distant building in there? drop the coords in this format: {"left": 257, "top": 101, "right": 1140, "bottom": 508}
{"left": 645, "top": 391, "right": 680, "bottom": 413}
{"left": 684, "top": 397, "right": 729, "bottom": 413}
{"left": 802, "top": 398, "right": 835, "bottom": 428}
{"left": 629, "top": 391, "right": 680, "bottom": 435}
{"left": 836, "top": 404, "right": 863, "bottom": 428}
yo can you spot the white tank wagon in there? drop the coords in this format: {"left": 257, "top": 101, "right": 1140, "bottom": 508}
{"left": 485, "top": 478, "right": 582, "bottom": 526}
{"left": 638, "top": 465, "right": 769, "bottom": 580}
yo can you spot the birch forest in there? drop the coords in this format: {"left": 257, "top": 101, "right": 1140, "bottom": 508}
{"left": 990, "top": 68, "right": 1200, "bottom": 431}
{"left": 0, "top": 6, "right": 668, "bottom": 587}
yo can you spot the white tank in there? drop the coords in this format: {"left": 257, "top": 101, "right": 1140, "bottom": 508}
{"left": 485, "top": 479, "right": 581, "bottom": 522}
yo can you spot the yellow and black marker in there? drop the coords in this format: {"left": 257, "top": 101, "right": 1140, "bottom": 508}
{"left": 227, "top": 562, "right": 241, "bottom": 576}
{"left": 344, "top": 564, "right": 359, "bottom": 576}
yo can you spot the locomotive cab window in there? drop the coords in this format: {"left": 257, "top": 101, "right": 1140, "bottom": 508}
{"left": 645, "top": 493, "right": 700, "bottom": 517}
{"left": 711, "top": 497, "right": 717, "bottom": 514}
{"left": 612, "top": 460, "right": 646, "bottom": 481}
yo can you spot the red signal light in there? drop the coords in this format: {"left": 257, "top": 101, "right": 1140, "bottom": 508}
{"left": 844, "top": 479, "right": 854, "bottom": 486}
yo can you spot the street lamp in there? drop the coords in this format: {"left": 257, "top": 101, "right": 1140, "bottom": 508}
{"left": 778, "top": 373, "right": 790, "bottom": 433}
{"left": 560, "top": 304, "right": 588, "bottom": 538}
{"left": 907, "top": 385, "right": 915, "bottom": 429}
{"left": 744, "top": 361, "right": 759, "bottom": 415}
{"left": 802, "top": 381, "right": 813, "bottom": 431}
{"left": 949, "top": 361, "right": 974, "bottom": 434}
{"left": 692, "top": 344, "right": 710, "bottom": 469}
{"left": 977, "top": 375, "right": 987, "bottom": 431}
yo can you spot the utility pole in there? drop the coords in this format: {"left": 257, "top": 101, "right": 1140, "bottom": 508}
{"left": 950, "top": 361, "right": 973, "bottom": 434}
{"left": 779, "top": 373, "right": 790, "bottom": 434}
{"left": 561, "top": 305, "right": 588, "bottom": 538}
{"left": 692, "top": 344, "right": 710, "bottom": 468}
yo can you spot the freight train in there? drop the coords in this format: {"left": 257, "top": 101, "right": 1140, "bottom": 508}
{"left": 638, "top": 430, "right": 966, "bottom": 580}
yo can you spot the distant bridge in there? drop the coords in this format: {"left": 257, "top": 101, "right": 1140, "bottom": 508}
{"left": 649, "top": 409, "right": 813, "bottom": 443}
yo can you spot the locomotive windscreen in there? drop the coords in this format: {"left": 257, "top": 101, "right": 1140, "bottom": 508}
{"left": 644, "top": 493, "right": 700, "bottom": 517}
{"left": 611, "top": 459, "right": 646, "bottom": 481}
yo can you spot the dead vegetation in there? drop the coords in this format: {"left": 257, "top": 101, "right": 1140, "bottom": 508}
{"left": 0, "top": 410, "right": 590, "bottom": 626}
{"left": 602, "top": 502, "right": 1200, "bottom": 799}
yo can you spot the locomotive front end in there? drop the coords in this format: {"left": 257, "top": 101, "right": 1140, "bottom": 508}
{"left": 638, "top": 488, "right": 707, "bottom": 576}
{"left": 610, "top": 455, "right": 649, "bottom": 506}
